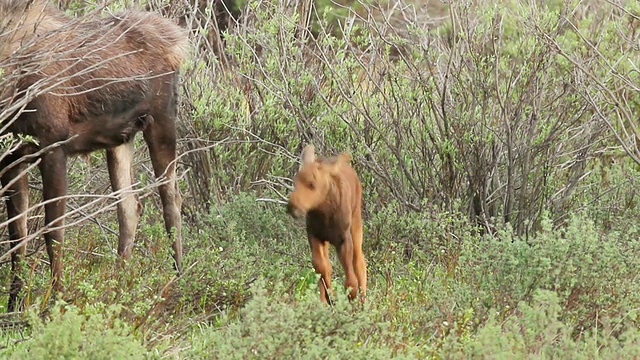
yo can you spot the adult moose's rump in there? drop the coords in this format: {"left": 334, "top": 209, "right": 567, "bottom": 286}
{"left": 0, "top": 0, "right": 189, "bottom": 311}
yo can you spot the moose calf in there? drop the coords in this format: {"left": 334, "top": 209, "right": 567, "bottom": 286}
{"left": 287, "top": 145, "right": 367, "bottom": 304}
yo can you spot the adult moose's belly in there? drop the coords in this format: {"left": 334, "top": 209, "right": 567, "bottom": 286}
{"left": 67, "top": 102, "right": 152, "bottom": 155}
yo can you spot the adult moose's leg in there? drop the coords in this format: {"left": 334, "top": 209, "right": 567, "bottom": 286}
{"left": 143, "top": 112, "right": 182, "bottom": 273}
{"left": 106, "top": 140, "right": 142, "bottom": 259}
{"left": 337, "top": 230, "right": 359, "bottom": 301}
{"left": 310, "top": 237, "right": 332, "bottom": 305}
{"left": 1, "top": 159, "right": 29, "bottom": 312}
{"left": 38, "top": 148, "right": 68, "bottom": 293}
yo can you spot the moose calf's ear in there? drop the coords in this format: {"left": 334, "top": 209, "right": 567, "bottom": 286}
{"left": 337, "top": 152, "right": 352, "bottom": 164}
{"left": 301, "top": 144, "right": 316, "bottom": 164}
{"left": 327, "top": 152, "right": 352, "bottom": 176}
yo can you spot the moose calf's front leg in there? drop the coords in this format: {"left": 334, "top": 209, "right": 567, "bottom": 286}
{"left": 310, "top": 238, "right": 332, "bottom": 305}
{"left": 39, "top": 149, "right": 68, "bottom": 292}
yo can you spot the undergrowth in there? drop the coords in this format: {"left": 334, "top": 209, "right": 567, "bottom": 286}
{"left": 1, "top": 192, "right": 639, "bottom": 358}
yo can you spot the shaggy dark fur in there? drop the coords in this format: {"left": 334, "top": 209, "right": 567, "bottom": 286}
{"left": 0, "top": 0, "right": 189, "bottom": 312}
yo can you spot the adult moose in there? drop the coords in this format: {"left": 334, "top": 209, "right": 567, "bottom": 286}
{"left": 0, "top": 0, "right": 188, "bottom": 311}
{"left": 286, "top": 145, "right": 367, "bottom": 305}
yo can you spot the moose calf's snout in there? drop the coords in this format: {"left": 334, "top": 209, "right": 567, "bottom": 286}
{"left": 286, "top": 201, "right": 304, "bottom": 219}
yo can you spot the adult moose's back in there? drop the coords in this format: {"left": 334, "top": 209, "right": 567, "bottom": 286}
{"left": 0, "top": 0, "right": 189, "bottom": 311}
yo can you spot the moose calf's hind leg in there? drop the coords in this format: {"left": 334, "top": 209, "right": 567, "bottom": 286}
{"left": 1, "top": 161, "right": 29, "bottom": 312}
{"left": 354, "top": 251, "right": 367, "bottom": 302}
{"left": 352, "top": 216, "right": 367, "bottom": 301}
{"left": 107, "top": 141, "right": 142, "bottom": 260}
{"left": 338, "top": 234, "right": 359, "bottom": 301}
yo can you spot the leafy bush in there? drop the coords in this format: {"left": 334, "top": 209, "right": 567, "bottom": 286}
{"left": 354, "top": 210, "right": 640, "bottom": 356}
{"left": 187, "top": 281, "right": 419, "bottom": 359}
{"left": 3, "top": 303, "right": 150, "bottom": 359}
{"left": 175, "top": 191, "right": 309, "bottom": 314}
{"left": 441, "top": 290, "right": 640, "bottom": 359}
{"left": 456, "top": 214, "right": 640, "bottom": 334}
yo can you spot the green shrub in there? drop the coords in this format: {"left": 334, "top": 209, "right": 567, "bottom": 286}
{"left": 3, "top": 303, "right": 151, "bottom": 359}
{"left": 441, "top": 290, "right": 640, "bottom": 359}
{"left": 176, "top": 191, "right": 309, "bottom": 313}
{"left": 455, "top": 214, "right": 640, "bottom": 334}
{"left": 357, "top": 210, "right": 640, "bottom": 355}
{"left": 187, "top": 281, "right": 421, "bottom": 359}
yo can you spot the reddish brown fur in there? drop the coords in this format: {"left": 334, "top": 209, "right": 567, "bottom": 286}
{"left": 0, "top": 0, "right": 189, "bottom": 311}
{"left": 287, "top": 145, "right": 367, "bottom": 304}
